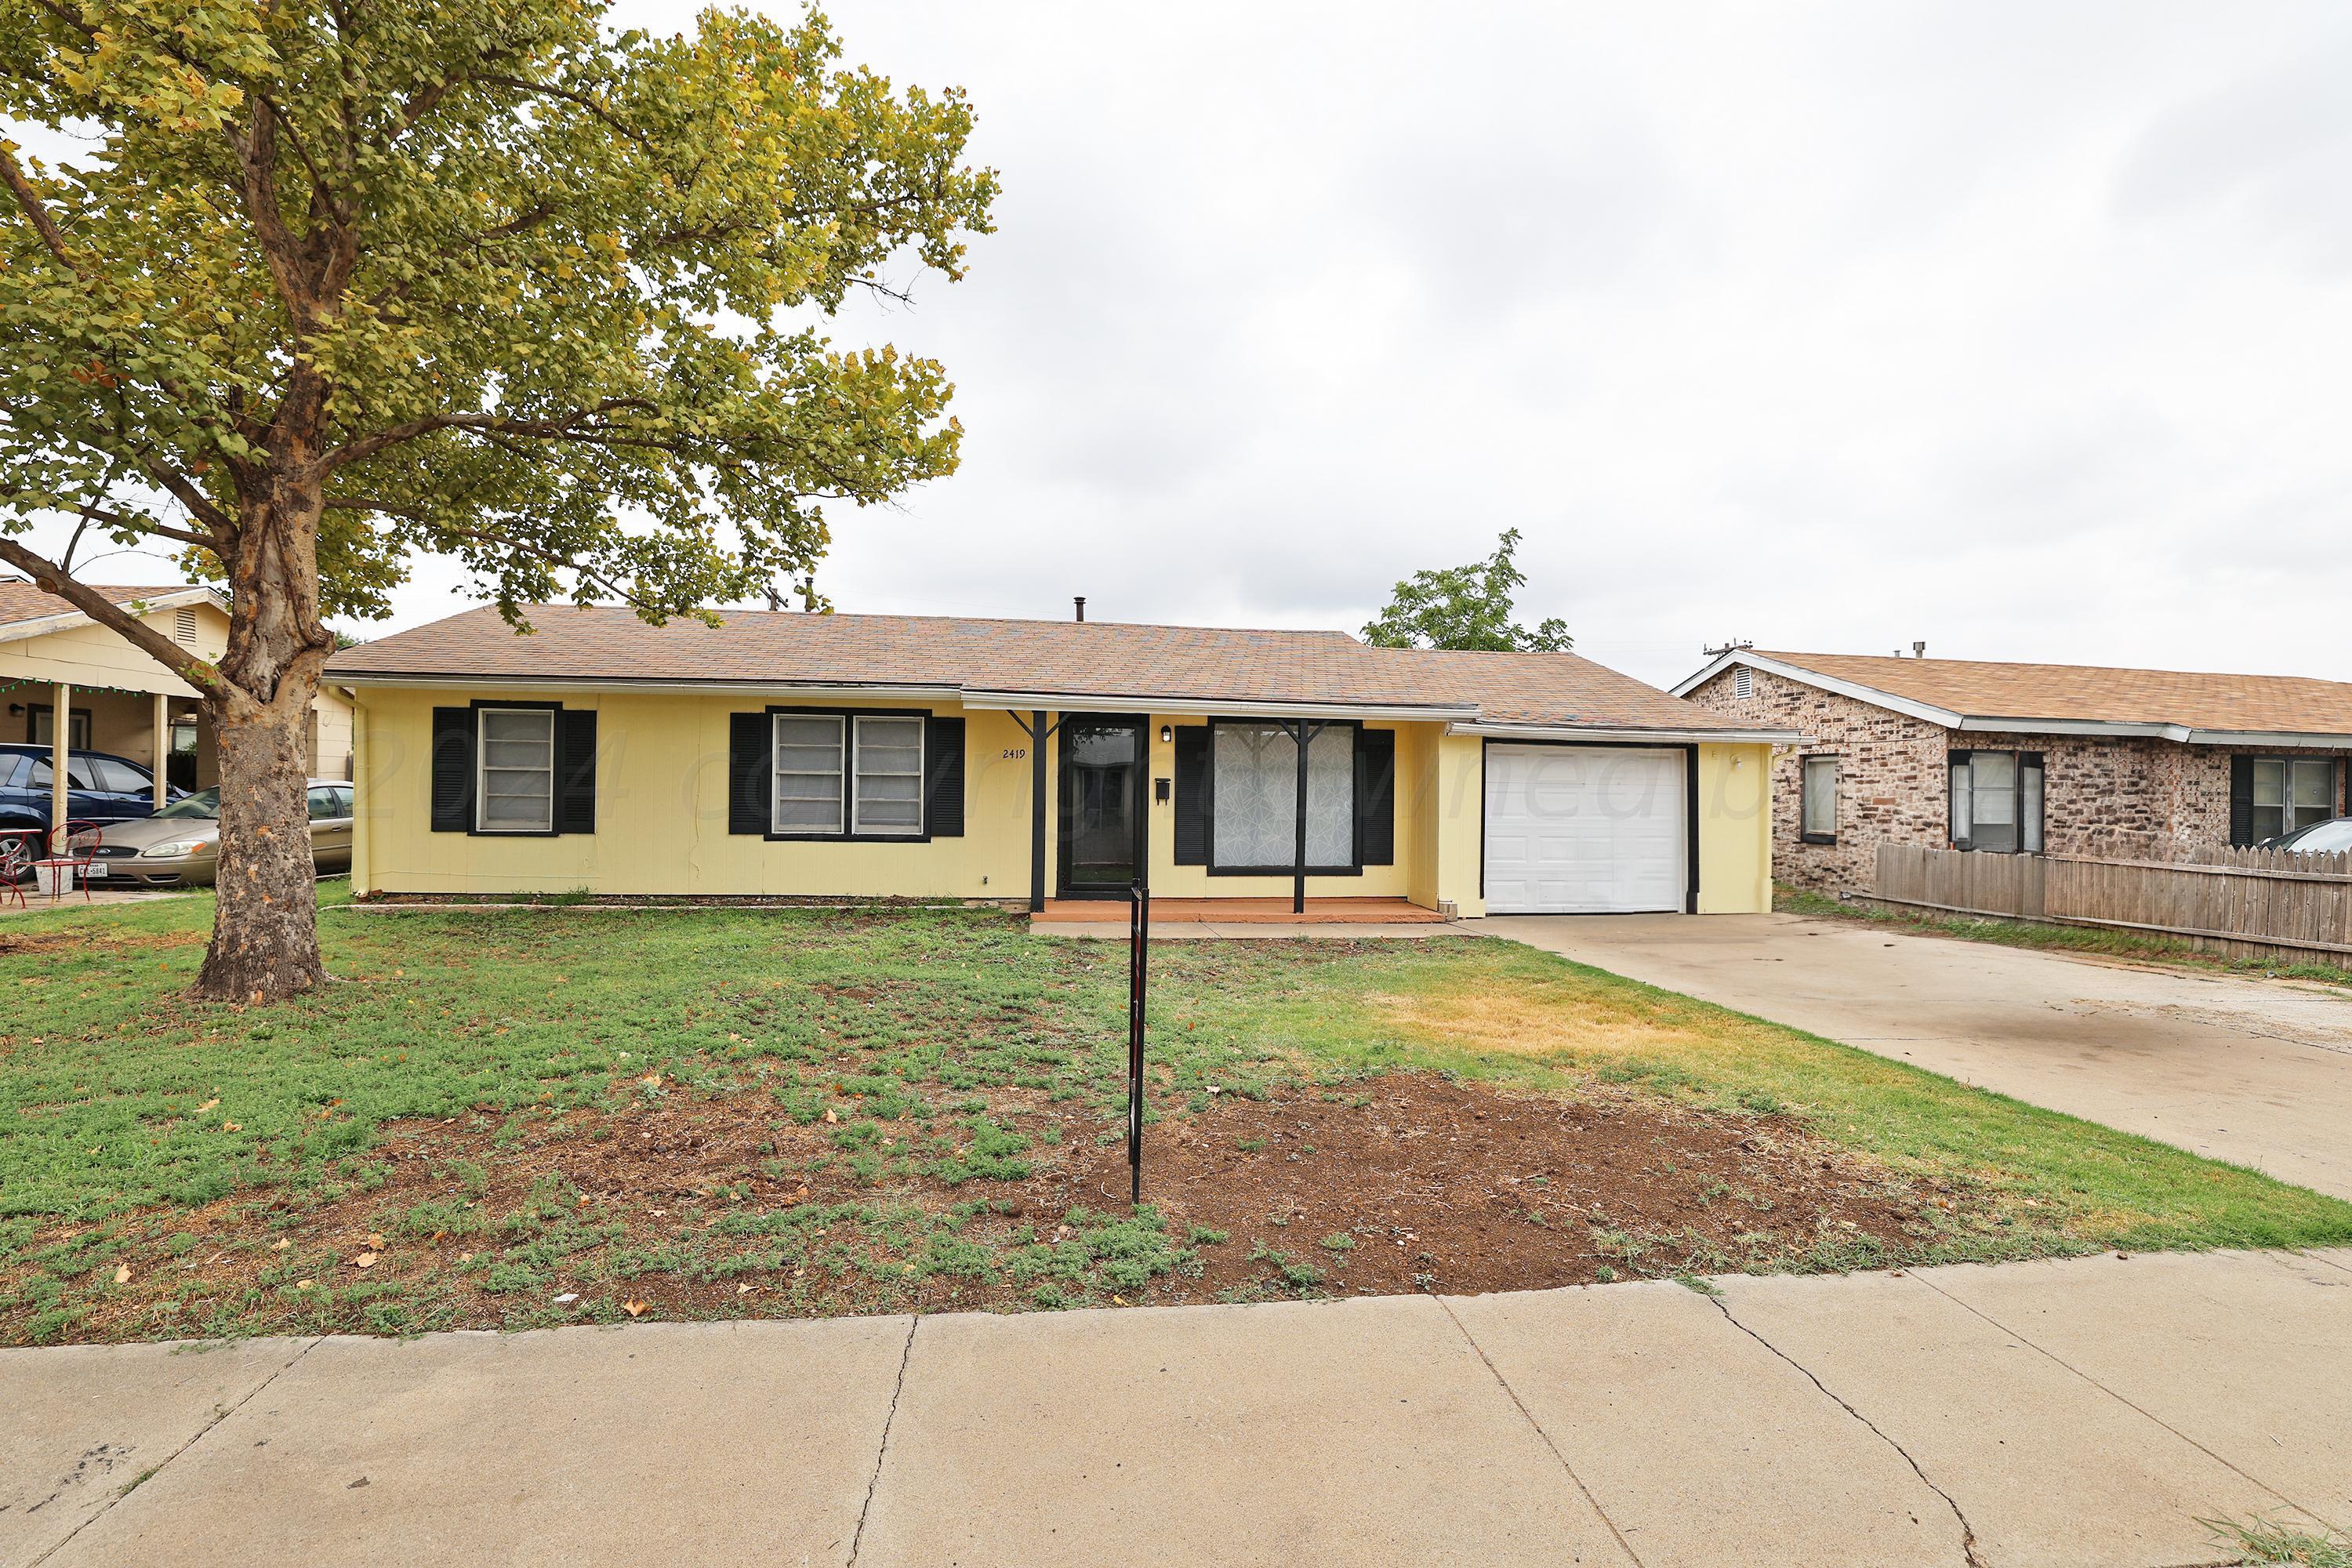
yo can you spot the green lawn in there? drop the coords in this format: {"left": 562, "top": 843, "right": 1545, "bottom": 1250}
{"left": 3, "top": 889, "right": 2348, "bottom": 1344}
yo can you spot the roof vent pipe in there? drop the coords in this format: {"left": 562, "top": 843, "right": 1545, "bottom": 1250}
{"left": 1913, "top": 641, "right": 1927, "bottom": 659}
{"left": 1074, "top": 596, "right": 1086, "bottom": 622}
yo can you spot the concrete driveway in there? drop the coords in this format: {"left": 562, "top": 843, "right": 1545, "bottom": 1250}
{"left": 1486, "top": 913, "right": 2352, "bottom": 1200}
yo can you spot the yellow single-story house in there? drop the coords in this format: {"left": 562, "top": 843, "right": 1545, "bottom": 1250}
{"left": 0, "top": 580, "right": 354, "bottom": 825}
{"left": 325, "top": 606, "right": 1795, "bottom": 916}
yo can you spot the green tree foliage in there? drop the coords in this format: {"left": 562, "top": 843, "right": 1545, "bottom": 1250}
{"left": 1360, "top": 529, "right": 1573, "bottom": 653}
{"left": 0, "top": 0, "right": 996, "bottom": 998}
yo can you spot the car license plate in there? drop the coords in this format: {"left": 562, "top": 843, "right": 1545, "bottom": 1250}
{"left": 82, "top": 862, "right": 106, "bottom": 878}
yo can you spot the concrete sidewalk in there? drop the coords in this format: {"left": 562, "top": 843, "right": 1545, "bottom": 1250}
{"left": 6, "top": 1250, "right": 2348, "bottom": 1568}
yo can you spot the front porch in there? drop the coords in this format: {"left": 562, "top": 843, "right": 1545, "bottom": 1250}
{"left": 1035, "top": 895, "right": 1448, "bottom": 928}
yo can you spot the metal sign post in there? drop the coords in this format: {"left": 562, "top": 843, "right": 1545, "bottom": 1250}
{"left": 1126, "top": 878, "right": 1149, "bottom": 1206}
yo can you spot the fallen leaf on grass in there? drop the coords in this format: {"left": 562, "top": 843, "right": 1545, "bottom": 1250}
{"left": 353, "top": 1252, "right": 378, "bottom": 1269}
{"left": 822, "top": 1109, "right": 838, "bottom": 1123}
{"left": 198, "top": 1098, "right": 220, "bottom": 1112}
{"left": 623, "top": 1299, "right": 648, "bottom": 1318}
{"left": 296, "top": 1279, "right": 314, "bottom": 1290}
{"left": 271, "top": 1238, "right": 291, "bottom": 1251}
{"left": 221, "top": 1122, "right": 242, "bottom": 1132}
{"left": 113, "top": 1264, "right": 132, "bottom": 1284}
{"left": 365, "top": 1232, "right": 384, "bottom": 1249}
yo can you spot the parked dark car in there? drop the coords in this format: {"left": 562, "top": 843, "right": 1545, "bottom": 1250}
{"left": 0, "top": 742, "right": 180, "bottom": 840}
{"left": 2265, "top": 816, "right": 2352, "bottom": 855}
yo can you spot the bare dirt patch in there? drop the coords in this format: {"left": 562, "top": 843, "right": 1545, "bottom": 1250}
{"left": 5, "top": 1072, "right": 1944, "bottom": 1344}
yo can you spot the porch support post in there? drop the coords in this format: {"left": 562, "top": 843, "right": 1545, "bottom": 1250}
{"left": 152, "top": 693, "right": 169, "bottom": 807}
{"left": 1287, "top": 718, "right": 1332, "bottom": 915}
{"left": 49, "top": 681, "right": 69, "bottom": 837}
{"left": 1030, "top": 710, "right": 1050, "bottom": 914}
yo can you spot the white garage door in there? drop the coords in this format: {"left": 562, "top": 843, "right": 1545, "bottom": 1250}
{"left": 1483, "top": 745, "right": 1687, "bottom": 914}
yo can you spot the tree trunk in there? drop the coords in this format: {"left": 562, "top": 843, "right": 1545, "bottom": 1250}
{"left": 194, "top": 698, "right": 325, "bottom": 1000}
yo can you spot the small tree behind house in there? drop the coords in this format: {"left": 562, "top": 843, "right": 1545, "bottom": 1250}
{"left": 1361, "top": 528, "right": 1573, "bottom": 653}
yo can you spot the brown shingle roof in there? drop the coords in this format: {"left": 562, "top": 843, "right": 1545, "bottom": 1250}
{"left": 1751, "top": 651, "right": 2352, "bottom": 736}
{"left": 328, "top": 605, "right": 1781, "bottom": 734}
{"left": 0, "top": 583, "right": 207, "bottom": 629}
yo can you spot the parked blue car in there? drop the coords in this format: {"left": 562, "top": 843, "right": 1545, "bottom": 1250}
{"left": 0, "top": 742, "right": 181, "bottom": 839}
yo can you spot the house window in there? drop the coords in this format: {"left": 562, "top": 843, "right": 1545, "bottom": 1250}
{"left": 1210, "top": 721, "right": 1355, "bottom": 870}
{"left": 2247, "top": 757, "right": 2335, "bottom": 844}
{"left": 1950, "top": 750, "right": 2044, "bottom": 854}
{"left": 477, "top": 708, "right": 554, "bottom": 832}
{"left": 773, "top": 714, "right": 847, "bottom": 833}
{"left": 768, "top": 713, "right": 926, "bottom": 837}
{"left": 1801, "top": 756, "right": 1838, "bottom": 843}
{"left": 851, "top": 715, "right": 924, "bottom": 836}
{"left": 1734, "top": 667, "right": 1754, "bottom": 699}
{"left": 27, "top": 706, "right": 93, "bottom": 750}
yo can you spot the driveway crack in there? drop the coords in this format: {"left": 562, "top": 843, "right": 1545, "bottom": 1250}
{"left": 846, "top": 1314, "right": 920, "bottom": 1567}
{"left": 1435, "top": 1294, "right": 1647, "bottom": 1567}
{"left": 30, "top": 1335, "right": 322, "bottom": 1567}
{"left": 1707, "top": 1297, "right": 1985, "bottom": 1568}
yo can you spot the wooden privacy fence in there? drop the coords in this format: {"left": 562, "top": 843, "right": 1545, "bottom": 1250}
{"left": 1873, "top": 842, "right": 2352, "bottom": 962}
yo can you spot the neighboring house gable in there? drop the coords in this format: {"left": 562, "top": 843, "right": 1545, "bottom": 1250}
{"left": 1678, "top": 650, "right": 2352, "bottom": 894}
{"left": 0, "top": 581, "right": 357, "bottom": 786}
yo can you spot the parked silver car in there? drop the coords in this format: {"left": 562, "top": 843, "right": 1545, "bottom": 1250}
{"left": 69, "top": 780, "right": 355, "bottom": 887}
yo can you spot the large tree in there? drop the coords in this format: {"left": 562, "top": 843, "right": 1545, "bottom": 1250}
{"left": 1361, "top": 528, "right": 1573, "bottom": 653}
{"left": 0, "top": 0, "right": 995, "bottom": 999}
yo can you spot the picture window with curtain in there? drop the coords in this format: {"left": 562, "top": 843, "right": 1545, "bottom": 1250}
{"left": 1800, "top": 755, "right": 1838, "bottom": 843}
{"left": 1210, "top": 720, "right": 1355, "bottom": 872}
{"left": 1949, "top": 749, "right": 2043, "bottom": 854}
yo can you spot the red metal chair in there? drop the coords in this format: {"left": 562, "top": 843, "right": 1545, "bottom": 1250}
{"left": 0, "top": 828, "right": 37, "bottom": 911}
{"left": 27, "top": 819, "right": 100, "bottom": 905}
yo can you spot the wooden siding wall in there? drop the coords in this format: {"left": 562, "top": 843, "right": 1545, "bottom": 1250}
{"left": 1875, "top": 843, "right": 2352, "bottom": 961}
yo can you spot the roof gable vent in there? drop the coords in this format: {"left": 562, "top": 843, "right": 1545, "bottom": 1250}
{"left": 174, "top": 606, "right": 198, "bottom": 644}
{"left": 1733, "top": 667, "right": 1753, "bottom": 699}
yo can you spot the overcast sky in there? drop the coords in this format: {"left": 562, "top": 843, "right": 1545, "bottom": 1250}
{"left": 28, "top": 2, "right": 2352, "bottom": 688}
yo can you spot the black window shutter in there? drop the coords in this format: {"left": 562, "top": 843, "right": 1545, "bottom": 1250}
{"left": 430, "top": 707, "right": 474, "bottom": 832}
{"left": 1356, "top": 727, "right": 1396, "bottom": 866}
{"left": 729, "top": 712, "right": 771, "bottom": 835}
{"left": 924, "top": 716, "right": 967, "bottom": 837}
{"left": 557, "top": 710, "right": 597, "bottom": 835}
{"left": 1173, "top": 725, "right": 1210, "bottom": 866}
{"left": 2230, "top": 755, "right": 2256, "bottom": 847}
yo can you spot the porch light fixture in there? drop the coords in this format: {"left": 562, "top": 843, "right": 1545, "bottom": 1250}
{"left": 1159, "top": 724, "right": 1172, "bottom": 744}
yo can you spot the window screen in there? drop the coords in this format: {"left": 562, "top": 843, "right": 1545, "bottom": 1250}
{"left": 1211, "top": 722, "right": 1355, "bottom": 868}
{"left": 477, "top": 709, "right": 554, "bottom": 832}
{"left": 1952, "top": 750, "right": 2044, "bottom": 855}
{"left": 852, "top": 716, "right": 924, "bottom": 835}
{"left": 1801, "top": 757, "right": 1838, "bottom": 839}
{"left": 773, "top": 714, "right": 845, "bottom": 833}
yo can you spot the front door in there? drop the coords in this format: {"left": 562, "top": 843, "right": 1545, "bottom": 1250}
{"left": 1058, "top": 716, "right": 1145, "bottom": 898}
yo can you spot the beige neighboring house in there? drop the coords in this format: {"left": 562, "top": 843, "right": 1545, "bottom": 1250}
{"left": 0, "top": 580, "right": 354, "bottom": 823}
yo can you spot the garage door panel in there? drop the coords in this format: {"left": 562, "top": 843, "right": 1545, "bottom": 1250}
{"left": 1484, "top": 746, "right": 1685, "bottom": 915}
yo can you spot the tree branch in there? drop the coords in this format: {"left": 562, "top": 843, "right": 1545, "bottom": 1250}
{"left": 0, "top": 540, "right": 227, "bottom": 696}
{"left": 0, "top": 147, "right": 79, "bottom": 271}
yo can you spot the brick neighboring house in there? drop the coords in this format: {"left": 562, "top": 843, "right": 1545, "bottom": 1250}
{"left": 1673, "top": 651, "right": 2352, "bottom": 895}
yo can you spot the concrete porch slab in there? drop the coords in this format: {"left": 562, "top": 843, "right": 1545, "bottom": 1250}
{"left": 41, "top": 1318, "right": 912, "bottom": 1568}
{"left": 853, "top": 1294, "right": 1635, "bottom": 1567}
{"left": 0, "top": 1337, "right": 313, "bottom": 1566}
{"left": 1714, "top": 1269, "right": 2299, "bottom": 1567}
{"left": 1446, "top": 1282, "right": 1965, "bottom": 1567}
